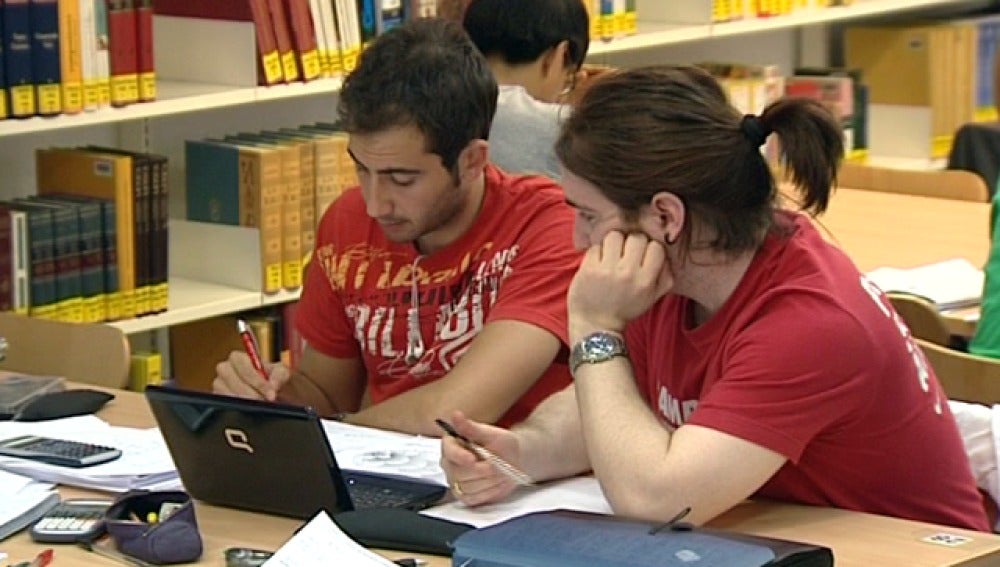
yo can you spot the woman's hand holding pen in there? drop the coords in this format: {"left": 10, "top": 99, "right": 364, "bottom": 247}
{"left": 213, "top": 352, "right": 292, "bottom": 402}
{"left": 439, "top": 411, "right": 524, "bottom": 506}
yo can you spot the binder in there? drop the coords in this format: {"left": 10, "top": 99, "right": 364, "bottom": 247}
{"left": 451, "top": 510, "right": 833, "bottom": 567}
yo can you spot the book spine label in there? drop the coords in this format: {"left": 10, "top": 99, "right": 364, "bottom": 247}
{"left": 30, "top": 0, "right": 62, "bottom": 115}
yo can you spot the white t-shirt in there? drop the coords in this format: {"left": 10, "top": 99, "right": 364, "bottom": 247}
{"left": 489, "top": 85, "right": 569, "bottom": 180}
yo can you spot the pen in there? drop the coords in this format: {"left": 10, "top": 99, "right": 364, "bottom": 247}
{"left": 393, "top": 558, "right": 427, "bottom": 567}
{"left": 8, "top": 548, "right": 53, "bottom": 567}
{"left": 648, "top": 506, "right": 692, "bottom": 535}
{"left": 237, "top": 319, "right": 268, "bottom": 380}
{"left": 435, "top": 418, "right": 533, "bottom": 486}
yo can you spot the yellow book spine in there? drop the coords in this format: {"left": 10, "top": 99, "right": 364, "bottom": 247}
{"left": 59, "top": 0, "right": 84, "bottom": 114}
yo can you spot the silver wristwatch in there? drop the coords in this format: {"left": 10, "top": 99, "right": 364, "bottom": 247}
{"left": 569, "top": 332, "right": 628, "bottom": 376}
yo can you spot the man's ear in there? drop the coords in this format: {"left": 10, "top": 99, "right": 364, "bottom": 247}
{"left": 645, "top": 191, "right": 686, "bottom": 245}
{"left": 458, "top": 140, "right": 489, "bottom": 182}
{"left": 541, "top": 41, "right": 570, "bottom": 77}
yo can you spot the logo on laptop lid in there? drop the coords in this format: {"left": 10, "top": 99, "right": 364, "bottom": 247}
{"left": 224, "top": 428, "right": 254, "bottom": 454}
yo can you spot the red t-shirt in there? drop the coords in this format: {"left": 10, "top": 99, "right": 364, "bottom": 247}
{"left": 627, "top": 212, "right": 990, "bottom": 531}
{"left": 296, "top": 165, "right": 579, "bottom": 427}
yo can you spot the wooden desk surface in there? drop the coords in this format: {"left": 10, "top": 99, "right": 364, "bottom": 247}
{"left": 5, "top": 388, "right": 1000, "bottom": 567}
{"left": 809, "top": 187, "right": 992, "bottom": 337}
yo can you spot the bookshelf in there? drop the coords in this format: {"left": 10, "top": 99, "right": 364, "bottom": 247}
{"left": 0, "top": 0, "right": 987, "bottom": 348}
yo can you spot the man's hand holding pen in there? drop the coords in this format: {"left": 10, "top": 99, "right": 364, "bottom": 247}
{"left": 439, "top": 411, "right": 529, "bottom": 506}
{"left": 213, "top": 350, "right": 292, "bottom": 402}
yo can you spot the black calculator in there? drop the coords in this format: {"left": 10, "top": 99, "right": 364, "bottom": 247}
{"left": 0, "top": 435, "right": 122, "bottom": 467}
{"left": 30, "top": 498, "right": 113, "bottom": 543}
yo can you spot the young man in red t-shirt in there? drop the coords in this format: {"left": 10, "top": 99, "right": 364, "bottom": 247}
{"left": 441, "top": 66, "right": 990, "bottom": 531}
{"left": 213, "top": 19, "right": 579, "bottom": 436}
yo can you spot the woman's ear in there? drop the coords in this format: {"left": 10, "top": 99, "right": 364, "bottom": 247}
{"left": 645, "top": 191, "right": 685, "bottom": 245}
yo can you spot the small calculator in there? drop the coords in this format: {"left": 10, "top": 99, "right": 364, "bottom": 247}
{"left": 30, "top": 498, "right": 113, "bottom": 543}
{"left": 0, "top": 435, "right": 122, "bottom": 467}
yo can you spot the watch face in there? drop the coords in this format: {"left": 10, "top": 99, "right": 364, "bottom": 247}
{"left": 584, "top": 333, "right": 618, "bottom": 357}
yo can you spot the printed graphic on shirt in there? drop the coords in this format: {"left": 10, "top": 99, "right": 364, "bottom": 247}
{"left": 313, "top": 241, "right": 519, "bottom": 383}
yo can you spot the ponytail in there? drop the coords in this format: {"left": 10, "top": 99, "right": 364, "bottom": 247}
{"left": 759, "top": 98, "right": 843, "bottom": 214}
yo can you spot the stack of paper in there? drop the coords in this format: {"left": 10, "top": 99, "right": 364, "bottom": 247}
{"left": 866, "top": 258, "right": 985, "bottom": 310}
{"left": 0, "top": 415, "right": 181, "bottom": 492}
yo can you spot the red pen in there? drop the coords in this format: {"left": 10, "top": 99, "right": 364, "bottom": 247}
{"left": 237, "top": 319, "right": 268, "bottom": 380}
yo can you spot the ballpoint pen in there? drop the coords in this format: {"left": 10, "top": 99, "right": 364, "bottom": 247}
{"left": 435, "top": 418, "right": 533, "bottom": 486}
{"left": 78, "top": 541, "right": 156, "bottom": 567}
{"left": 237, "top": 319, "right": 269, "bottom": 380}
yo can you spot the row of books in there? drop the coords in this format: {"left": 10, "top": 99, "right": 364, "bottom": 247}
{"left": 0, "top": 146, "right": 170, "bottom": 323}
{"left": 711, "top": 0, "right": 854, "bottom": 24}
{"left": 155, "top": 0, "right": 436, "bottom": 86}
{"left": 0, "top": 0, "right": 156, "bottom": 121}
{"left": 185, "top": 123, "right": 359, "bottom": 294}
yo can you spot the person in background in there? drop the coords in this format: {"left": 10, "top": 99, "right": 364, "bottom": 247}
{"left": 440, "top": 65, "right": 991, "bottom": 531}
{"left": 214, "top": 19, "right": 580, "bottom": 437}
{"left": 463, "top": 0, "right": 597, "bottom": 179}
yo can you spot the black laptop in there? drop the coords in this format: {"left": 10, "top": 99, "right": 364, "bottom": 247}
{"left": 144, "top": 385, "right": 446, "bottom": 519}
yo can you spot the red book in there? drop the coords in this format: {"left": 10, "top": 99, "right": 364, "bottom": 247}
{"left": 154, "top": 0, "right": 284, "bottom": 85}
{"left": 265, "top": 0, "right": 298, "bottom": 82}
{"left": 283, "top": 0, "right": 319, "bottom": 81}
{"left": 107, "top": 0, "right": 139, "bottom": 106}
{"left": 135, "top": 0, "right": 155, "bottom": 101}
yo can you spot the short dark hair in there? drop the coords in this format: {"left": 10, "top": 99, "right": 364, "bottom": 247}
{"left": 337, "top": 18, "right": 498, "bottom": 170}
{"left": 556, "top": 65, "right": 843, "bottom": 256}
{"left": 463, "top": 0, "right": 590, "bottom": 70}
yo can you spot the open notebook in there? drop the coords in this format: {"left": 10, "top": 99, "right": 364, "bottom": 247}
{"left": 865, "top": 258, "right": 985, "bottom": 311}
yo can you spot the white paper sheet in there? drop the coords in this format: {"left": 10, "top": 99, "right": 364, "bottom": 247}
{"left": 263, "top": 510, "right": 397, "bottom": 567}
{"left": 322, "top": 419, "right": 446, "bottom": 486}
{"left": 421, "top": 475, "right": 614, "bottom": 528}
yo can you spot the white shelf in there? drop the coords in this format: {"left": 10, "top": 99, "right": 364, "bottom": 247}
{"left": 109, "top": 277, "right": 261, "bottom": 334}
{"left": 0, "top": 78, "right": 343, "bottom": 137}
{"left": 263, "top": 288, "right": 303, "bottom": 306}
{"left": 590, "top": 0, "right": 976, "bottom": 55}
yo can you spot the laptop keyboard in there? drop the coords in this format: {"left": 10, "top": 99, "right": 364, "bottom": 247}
{"left": 347, "top": 483, "right": 417, "bottom": 510}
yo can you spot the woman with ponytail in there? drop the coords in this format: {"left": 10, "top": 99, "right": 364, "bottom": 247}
{"left": 441, "top": 65, "right": 991, "bottom": 532}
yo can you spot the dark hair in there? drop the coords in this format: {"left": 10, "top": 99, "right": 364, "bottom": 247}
{"left": 555, "top": 65, "right": 843, "bottom": 255}
{"left": 337, "top": 18, "right": 498, "bottom": 170}
{"left": 463, "top": 0, "right": 590, "bottom": 71}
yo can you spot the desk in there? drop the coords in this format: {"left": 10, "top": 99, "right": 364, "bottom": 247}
{"left": 5, "top": 387, "right": 1000, "bottom": 566}
{"left": 811, "top": 187, "right": 991, "bottom": 337}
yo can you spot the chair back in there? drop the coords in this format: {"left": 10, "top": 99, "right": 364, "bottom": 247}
{"left": 838, "top": 162, "right": 989, "bottom": 202}
{"left": 887, "top": 293, "right": 952, "bottom": 347}
{"left": 917, "top": 338, "right": 1000, "bottom": 404}
{"left": 0, "top": 313, "right": 130, "bottom": 388}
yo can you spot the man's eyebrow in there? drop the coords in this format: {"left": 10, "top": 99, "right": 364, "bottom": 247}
{"left": 346, "top": 149, "right": 422, "bottom": 176}
{"left": 564, "top": 198, "right": 592, "bottom": 211}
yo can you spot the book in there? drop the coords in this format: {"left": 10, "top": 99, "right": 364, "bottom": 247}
{"left": 58, "top": 0, "right": 83, "bottom": 113}
{"left": 9, "top": 209, "right": 31, "bottom": 315}
{"left": 3, "top": 0, "right": 36, "bottom": 117}
{"left": 0, "top": 486, "right": 60, "bottom": 542}
{"left": 129, "top": 350, "right": 162, "bottom": 391}
{"left": 866, "top": 258, "right": 985, "bottom": 311}
{"left": 92, "top": 0, "right": 112, "bottom": 106}
{"left": 134, "top": 0, "right": 154, "bottom": 101}
{"left": 36, "top": 148, "right": 136, "bottom": 320}
{"left": 2, "top": 200, "right": 59, "bottom": 319}
{"left": 106, "top": 0, "right": 139, "bottom": 106}
{"left": 284, "top": 0, "right": 321, "bottom": 81}
{"left": 267, "top": 0, "right": 299, "bottom": 82}
{"left": 185, "top": 139, "right": 284, "bottom": 293}
{"left": 78, "top": 0, "right": 100, "bottom": 110}
{"left": 29, "top": 0, "right": 61, "bottom": 115}
{"left": 0, "top": 204, "right": 12, "bottom": 312}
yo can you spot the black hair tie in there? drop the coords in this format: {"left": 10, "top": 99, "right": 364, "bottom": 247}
{"left": 740, "top": 114, "right": 772, "bottom": 147}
